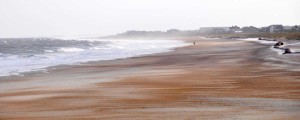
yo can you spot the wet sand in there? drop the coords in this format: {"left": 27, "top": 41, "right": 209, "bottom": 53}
{"left": 0, "top": 38, "right": 300, "bottom": 120}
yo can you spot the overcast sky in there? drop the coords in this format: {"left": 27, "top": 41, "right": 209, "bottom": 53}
{"left": 0, "top": 0, "right": 299, "bottom": 38}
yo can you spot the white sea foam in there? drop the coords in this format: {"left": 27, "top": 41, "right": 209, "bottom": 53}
{"left": 286, "top": 42, "right": 300, "bottom": 46}
{"left": 58, "top": 47, "right": 85, "bottom": 52}
{"left": 0, "top": 39, "right": 188, "bottom": 77}
{"left": 240, "top": 38, "right": 277, "bottom": 44}
{"left": 44, "top": 50, "right": 54, "bottom": 53}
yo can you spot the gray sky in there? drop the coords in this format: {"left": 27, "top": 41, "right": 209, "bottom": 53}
{"left": 0, "top": 0, "right": 299, "bottom": 38}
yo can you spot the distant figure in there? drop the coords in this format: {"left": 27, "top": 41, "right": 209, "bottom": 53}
{"left": 193, "top": 42, "right": 196, "bottom": 45}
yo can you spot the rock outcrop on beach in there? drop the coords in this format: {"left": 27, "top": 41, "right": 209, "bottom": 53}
{"left": 272, "top": 41, "right": 297, "bottom": 54}
{"left": 273, "top": 41, "right": 284, "bottom": 48}
{"left": 283, "top": 48, "right": 292, "bottom": 54}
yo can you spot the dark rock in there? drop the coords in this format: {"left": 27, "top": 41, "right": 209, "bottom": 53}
{"left": 274, "top": 41, "right": 284, "bottom": 48}
{"left": 283, "top": 48, "right": 292, "bottom": 54}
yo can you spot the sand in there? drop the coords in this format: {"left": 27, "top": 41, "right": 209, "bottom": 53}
{"left": 0, "top": 37, "right": 299, "bottom": 120}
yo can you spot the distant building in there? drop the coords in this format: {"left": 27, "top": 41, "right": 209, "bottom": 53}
{"left": 123, "top": 30, "right": 148, "bottom": 36}
{"left": 181, "top": 30, "right": 201, "bottom": 36}
{"left": 234, "top": 30, "right": 243, "bottom": 33}
{"left": 292, "top": 25, "right": 300, "bottom": 32}
{"left": 198, "top": 25, "right": 299, "bottom": 34}
{"left": 167, "top": 29, "right": 181, "bottom": 34}
{"left": 229, "top": 26, "right": 242, "bottom": 33}
{"left": 259, "top": 27, "right": 270, "bottom": 33}
{"left": 229, "top": 26, "right": 240, "bottom": 30}
{"left": 283, "top": 26, "right": 293, "bottom": 31}
{"left": 242, "top": 26, "right": 259, "bottom": 33}
{"left": 199, "top": 27, "right": 229, "bottom": 34}
{"left": 270, "top": 24, "right": 283, "bottom": 33}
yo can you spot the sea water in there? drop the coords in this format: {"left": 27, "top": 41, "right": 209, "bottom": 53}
{"left": 0, "top": 38, "right": 188, "bottom": 77}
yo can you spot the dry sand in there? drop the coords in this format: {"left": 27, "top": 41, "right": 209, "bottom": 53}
{"left": 0, "top": 38, "right": 299, "bottom": 120}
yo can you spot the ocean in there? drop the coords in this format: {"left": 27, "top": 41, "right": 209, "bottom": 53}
{"left": 0, "top": 38, "right": 188, "bottom": 77}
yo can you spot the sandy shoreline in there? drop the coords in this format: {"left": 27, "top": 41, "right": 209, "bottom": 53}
{"left": 0, "top": 37, "right": 300, "bottom": 119}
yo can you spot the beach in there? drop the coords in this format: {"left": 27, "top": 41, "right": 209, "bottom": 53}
{"left": 0, "top": 37, "right": 300, "bottom": 119}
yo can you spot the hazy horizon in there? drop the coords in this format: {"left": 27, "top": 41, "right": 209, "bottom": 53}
{"left": 0, "top": 0, "right": 299, "bottom": 38}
